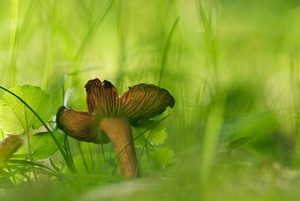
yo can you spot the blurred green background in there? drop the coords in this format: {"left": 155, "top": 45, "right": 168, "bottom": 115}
{"left": 1, "top": 0, "right": 300, "bottom": 200}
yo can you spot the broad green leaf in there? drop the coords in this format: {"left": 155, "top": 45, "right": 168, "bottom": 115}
{"left": 30, "top": 131, "right": 63, "bottom": 160}
{"left": 132, "top": 120, "right": 168, "bottom": 147}
{"left": 0, "top": 85, "right": 52, "bottom": 134}
{"left": 0, "top": 103, "right": 22, "bottom": 134}
{"left": 149, "top": 147, "right": 174, "bottom": 170}
{"left": 145, "top": 124, "right": 167, "bottom": 145}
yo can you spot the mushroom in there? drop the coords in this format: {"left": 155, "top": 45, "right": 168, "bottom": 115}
{"left": 56, "top": 78, "right": 175, "bottom": 177}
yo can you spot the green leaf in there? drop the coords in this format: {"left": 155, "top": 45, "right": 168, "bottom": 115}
{"left": 0, "top": 103, "right": 22, "bottom": 134}
{"left": 132, "top": 127, "right": 146, "bottom": 147}
{"left": 146, "top": 124, "right": 167, "bottom": 145}
{"left": 0, "top": 85, "right": 52, "bottom": 134}
{"left": 149, "top": 147, "right": 174, "bottom": 170}
{"left": 132, "top": 120, "right": 168, "bottom": 147}
{"left": 30, "top": 131, "right": 63, "bottom": 160}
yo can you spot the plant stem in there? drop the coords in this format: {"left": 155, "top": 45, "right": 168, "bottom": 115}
{"left": 100, "top": 117, "right": 140, "bottom": 177}
{"left": 25, "top": 130, "right": 38, "bottom": 180}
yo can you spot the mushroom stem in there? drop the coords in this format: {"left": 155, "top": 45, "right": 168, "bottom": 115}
{"left": 100, "top": 117, "right": 140, "bottom": 177}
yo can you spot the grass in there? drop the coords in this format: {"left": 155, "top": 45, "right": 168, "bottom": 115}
{"left": 1, "top": 0, "right": 300, "bottom": 200}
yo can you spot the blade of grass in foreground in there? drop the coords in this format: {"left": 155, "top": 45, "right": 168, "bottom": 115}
{"left": 200, "top": 104, "right": 223, "bottom": 181}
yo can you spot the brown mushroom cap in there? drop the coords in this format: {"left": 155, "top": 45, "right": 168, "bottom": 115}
{"left": 56, "top": 106, "right": 110, "bottom": 143}
{"left": 85, "top": 79, "right": 118, "bottom": 117}
{"left": 120, "top": 83, "right": 175, "bottom": 124}
{"left": 85, "top": 78, "right": 175, "bottom": 123}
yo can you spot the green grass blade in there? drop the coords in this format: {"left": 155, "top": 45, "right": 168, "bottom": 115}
{"left": 9, "top": 0, "right": 19, "bottom": 87}
{"left": 158, "top": 17, "right": 180, "bottom": 86}
{"left": 73, "top": 0, "right": 115, "bottom": 63}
